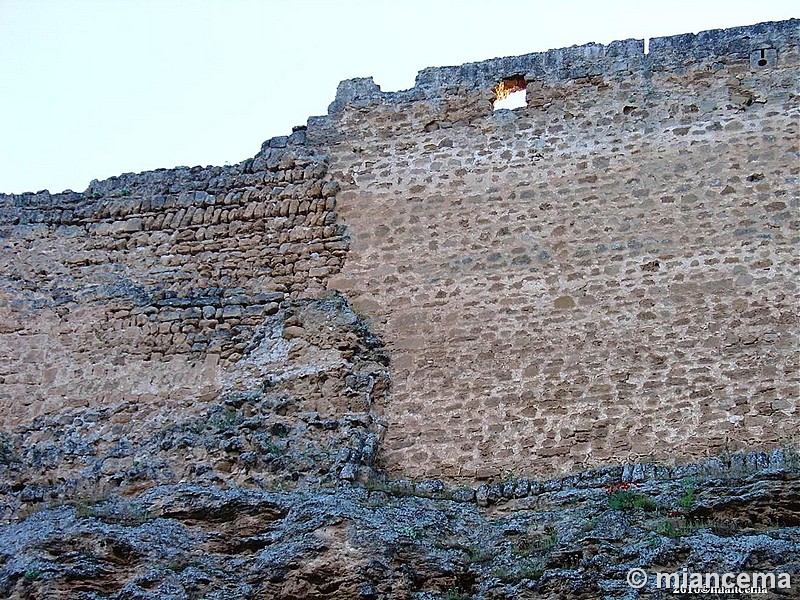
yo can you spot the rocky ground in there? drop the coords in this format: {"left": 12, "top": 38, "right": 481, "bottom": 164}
{"left": 0, "top": 450, "right": 798, "bottom": 599}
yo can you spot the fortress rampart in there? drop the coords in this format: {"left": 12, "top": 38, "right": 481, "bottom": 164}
{"left": 0, "top": 20, "right": 797, "bottom": 495}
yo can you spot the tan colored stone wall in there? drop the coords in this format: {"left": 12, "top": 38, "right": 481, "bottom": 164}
{"left": 0, "top": 19, "right": 797, "bottom": 490}
{"left": 0, "top": 140, "right": 345, "bottom": 428}
{"left": 322, "top": 32, "right": 799, "bottom": 480}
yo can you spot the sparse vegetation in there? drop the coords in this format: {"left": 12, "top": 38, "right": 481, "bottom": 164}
{"left": 443, "top": 585, "right": 471, "bottom": 600}
{"left": 262, "top": 441, "right": 283, "bottom": 455}
{"left": 166, "top": 556, "right": 191, "bottom": 573}
{"left": 513, "top": 527, "right": 558, "bottom": 556}
{"left": 208, "top": 408, "right": 241, "bottom": 432}
{"left": 580, "top": 517, "right": 598, "bottom": 532}
{"left": 399, "top": 526, "right": 420, "bottom": 540}
{"left": 72, "top": 495, "right": 152, "bottom": 526}
{"left": 654, "top": 517, "right": 682, "bottom": 537}
{"left": 271, "top": 479, "right": 289, "bottom": 492}
{"left": 652, "top": 515, "right": 708, "bottom": 537}
{"left": 517, "top": 558, "right": 546, "bottom": 580}
{"left": 492, "top": 565, "right": 511, "bottom": 582}
{"left": 606, "top": 483, "right": 657, "bottom": 511}
{"left": 362, "top": 477, "right": 418, "bottom": 498}
{"left": 678, "top": 478, "right": 696, "bottom": 510}
{"left": 464, "top": 545, "right": 494, "bottom": 564}
{"left": 65, "top": 487, "right": 112, "bottom": 519}
{"left": 272, "top": 426, "right": 290, "bottom": 439}
{"left": 493, "top": 557, "right": 546, "bottom": 583}
{"left": 632, "top": 494, "right": 658, "bottom": 511}
{"left": 710, "top": 517, "right": 740, "bottom": 537}
{"left": 108, "top": 507, "right": 152, "bottom": 526}
{"left": 782, "top": 441, "right": 799, "bottom": 470}
{"left": 183, "top": 419, "right": 206, "bottom": 436}
{"left": 363, "top": 478, "right": 390, "bottom": 493}
{"left": 0, "top": 433, "right": 19, "bottom": 465}
{"left": 75, "top": 501, "right": 94, "bottom": 519}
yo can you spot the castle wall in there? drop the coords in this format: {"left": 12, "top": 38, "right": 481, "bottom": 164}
{"left": 0, "top": 19, "right": 797, "bottom": 485}
{"left": 0, "top": 136, "right": 345, "bottom": 429}
{"left": 318, "top": 19, "right": 800, "bottom": 479}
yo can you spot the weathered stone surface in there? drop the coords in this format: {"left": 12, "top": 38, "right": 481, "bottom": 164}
{"left": 1, "top": 462, "right": 798, "bottom": 599}
{"left": 320, "top": 18, "right": 800, "bottom": 480}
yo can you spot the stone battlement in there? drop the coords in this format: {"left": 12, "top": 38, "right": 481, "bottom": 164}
{"left": 327, "top": 19, "right": 797, "bottom": 112}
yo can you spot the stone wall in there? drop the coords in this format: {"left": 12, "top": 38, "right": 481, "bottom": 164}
{"left": 0, "top": 132, "right": 389, "bottom": 518}
{"left": 317, "top": 19, "right": 799, "bottom": 480}
{"left": 0, "top": 132, "right": 344, "bottom": 427}
{"left": 0, "top": 18, "right": 797, "bottom": 491}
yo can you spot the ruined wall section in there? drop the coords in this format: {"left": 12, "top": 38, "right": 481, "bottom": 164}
{"left": 316, "top": 20, "right": 800, "bottom": 480}
{"left": 0, "top": 131, "right": 395, "bottom": 519}
{"left": 0, "top": 131, "right": 346, "bottom": 428}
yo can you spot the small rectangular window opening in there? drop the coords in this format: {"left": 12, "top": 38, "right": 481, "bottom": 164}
{"left": 493, "top": 76, "right": 527, "bottom": 110}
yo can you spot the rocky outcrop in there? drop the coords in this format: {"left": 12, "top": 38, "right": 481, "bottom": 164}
{"left": 1, "top": 453, "right": 798, "bottom": 599}
{"left": 0, "top": 295, "right": 388, "bottom": 523}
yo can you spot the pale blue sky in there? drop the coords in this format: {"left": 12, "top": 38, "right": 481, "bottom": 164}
{"left": 1, "top": 1, "right": 796, "bottom": 194}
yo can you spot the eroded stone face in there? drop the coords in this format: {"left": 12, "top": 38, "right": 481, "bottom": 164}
{"left": 0, "top": 144, "right": 345, "bottom": 427}
{"left": 0, "top": 297, "right": 389, "bottom": 521}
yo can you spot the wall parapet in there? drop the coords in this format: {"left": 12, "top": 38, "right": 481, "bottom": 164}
{"left": 327, "top": 18, "right": 798, "bottom": 113}
{"left": 648, "top": 18, "right": 797, "bottom": 70}
{"left": 0, "top": 129, "right": 311, "bottom": 213}
{"left": 0, "top": 132, "right": 319, "bottom": 229}
{"left": 2, "top": 20, "right": 795, "bottom": 200}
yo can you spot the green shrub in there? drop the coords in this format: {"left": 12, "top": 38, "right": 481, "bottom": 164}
{"left": 464, "top": 545, "right": 494, "bottom": 564}
{"left": 0, "top": 434, "right": 19, "bottom": 465}
{"left": 443, "top": 585, "right": 471, "bottom": 600}
{"left": 653, "top": 516, "right": 707, "bottom": 537}
{"left": 678, "top": 478, "right": 696, "bottom": 510}
{"left": 514, "top": 528, "right": 558, "bottom": 556}
{"left": 75, "top": 501, "right": 94, "bottom": 519}
{"left": 606, "top": 483, "right": 657, "bottom": 511}
{"left": 398, "top": 526, "right": 419, "bottom": 540}
{"left": 494, "top": 557, "right": 546, "bottom": 582}
{"left": 262, "top": 441, "right": 283, "bottom": 455}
